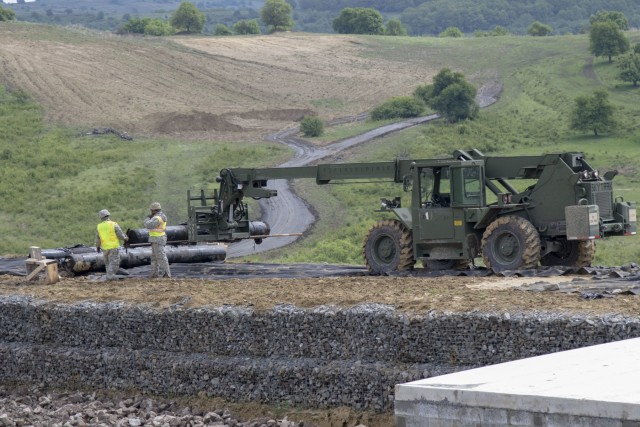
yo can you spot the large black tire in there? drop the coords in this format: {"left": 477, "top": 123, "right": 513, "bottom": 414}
{"left": 481, "top": 216, "right": 541, "bottom": 273}
{"left": 362, "top": 219, "right": 415, "bottom": 274}
{"left": 540, "top": 240, "right": 595, "bottom": 267}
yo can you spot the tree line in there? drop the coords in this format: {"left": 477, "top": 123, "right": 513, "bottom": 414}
{"left": 6, "top": 0, "right": 640, "bottom": 36}
{"left": 117, "top": 0, "right": 293, "bottom": 36}
{"left": 293, "top": 0, "right": 640, "bottom": 35}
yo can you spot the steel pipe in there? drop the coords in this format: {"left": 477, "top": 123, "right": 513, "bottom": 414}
{"left": 126, "top": 225, "right": 189, "bottom": 245}
{"left": 126, "top": 221, "right": 270, "bottom": 245}
{"left": 65, "top": 245, "right": 226, "bottom": 273}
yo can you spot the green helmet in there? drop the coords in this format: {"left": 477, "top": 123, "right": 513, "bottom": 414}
{"left": 150, "top": 202, "right": 162, "bottom": 211}
{"left": 99, "top": 209, "right": 110, "bottom": 219}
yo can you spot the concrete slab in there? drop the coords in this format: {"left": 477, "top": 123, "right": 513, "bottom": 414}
{"left": 395, "top": 338, "right": 640, "bottom": 426}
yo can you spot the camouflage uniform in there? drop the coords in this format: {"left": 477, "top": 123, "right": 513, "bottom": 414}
{"left": 96, "top": 218, "right": 127, "bottom": 280}
{"left": 144, "top": 210, "right": 171, "bottom": 278}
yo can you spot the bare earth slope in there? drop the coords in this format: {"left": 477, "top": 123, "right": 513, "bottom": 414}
{"left": 0, "top": 25, "right": 434, "bottom": 140}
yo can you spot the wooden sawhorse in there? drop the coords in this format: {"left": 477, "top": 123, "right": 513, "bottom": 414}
{"left": 25, "top": 246, "right": 59, "bottom": 284}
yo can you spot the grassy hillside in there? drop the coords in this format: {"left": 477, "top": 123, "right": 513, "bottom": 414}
{"left": 0, "top": 87, "right": 289, "bottom": 255}
{"left": 259, "top": 34, "right": 640, "bottom": 267}
{"left": 0, "top": 27, "right": 638, "bottom": 266}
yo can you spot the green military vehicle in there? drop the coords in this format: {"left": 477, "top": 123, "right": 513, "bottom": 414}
{"left": 186, "top": 149, "right": 636, "bottom": 273}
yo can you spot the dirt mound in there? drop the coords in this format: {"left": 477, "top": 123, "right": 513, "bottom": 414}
{"left": 150, "top": 111, "right": 245, "bottom": 133}
{"left": 233, "top": 108, "right": 314, "bottom": 121}
{"left": 145, "top": 108, "right": 314, "bottom": 135}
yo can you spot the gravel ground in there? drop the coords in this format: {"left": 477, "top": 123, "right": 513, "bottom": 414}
{"left": 0, "top": 385, "right": 369, "bottom": 427}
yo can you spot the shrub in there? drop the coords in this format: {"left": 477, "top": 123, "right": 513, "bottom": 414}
{"left": 214, "top": 24, "right": 233, "bottom": 36}
{"left": 385, "top": 18, "right": 407, "bottom": 36}
{"left": 120, "top": 18, "right": 152, "bottom": 34}
{"left": 0, "top": 6, "right": 16, "bottom": 22}
{"left": 233, "top": 19, "right": 261, "bottom": 35}
{"left": 370, "top": 96, "right": 425, "bottom": 121}
{"left": 300, "top": 116, "right": 324, "bottom": 137}
{"left": 439, "top": 27, "right": 463, "bottom": 38}
{"left": 144, "top": 19, "right": 175, "bottom": 36}
{"left": 528, "top": 21, "right": 552, "bottom": 36}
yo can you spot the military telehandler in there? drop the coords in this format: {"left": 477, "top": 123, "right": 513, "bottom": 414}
{"left": 184, "top": 148, "right": 636, "bottom": 273}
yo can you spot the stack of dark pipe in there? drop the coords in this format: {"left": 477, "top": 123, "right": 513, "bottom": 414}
{"left": 41, "top": 225, "right": 226, "bottom": 274}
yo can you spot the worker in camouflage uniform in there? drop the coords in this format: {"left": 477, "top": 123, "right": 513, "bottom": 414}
{"left": 96, "top": 209, "right": 128, "bottom": 280}
{"left": 144, "top": 202, "right": 171, "bottom": 278}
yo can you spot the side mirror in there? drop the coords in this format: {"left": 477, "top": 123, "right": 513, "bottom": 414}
{"left": 604, "top": 170, "right": 618, "bottom": 181}
{"left": 403, "top": 175, "right": 413, "bottom": 192}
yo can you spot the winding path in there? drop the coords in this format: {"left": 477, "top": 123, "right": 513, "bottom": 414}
{"left": 228, "top": 83, "right": 501, "bottom": 257}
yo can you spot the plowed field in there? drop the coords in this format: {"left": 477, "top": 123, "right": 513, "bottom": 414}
{"left": 0, "top": 25, "right": 436, "bottom": 140}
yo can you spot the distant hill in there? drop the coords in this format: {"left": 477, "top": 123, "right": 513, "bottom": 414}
{"left": 5, "top": 0, "right": 640, "bottom": 35}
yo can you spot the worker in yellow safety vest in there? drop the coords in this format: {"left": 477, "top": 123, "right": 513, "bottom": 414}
{"left": 96, "top": 209, "right": 128, "bottom": 280}
{"left": 144, "top": 202, "right": 171, "bottom": 278}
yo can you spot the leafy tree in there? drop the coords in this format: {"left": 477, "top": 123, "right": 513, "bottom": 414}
{"left": 617, "top": 52, "right": 640, "bottom": 87}
{"left": 0, "top": 5, "right": 16, "bottom": 22}
{"left": 439, "top": 27, "right": 463, "bottom": 38}
{"left": 332, "top": 8, "right": 384, "bottom": 35}
{"left": 260, "top": 0, "right": 294, "bottom": 33}
{"left": 528, "top": 21, "right": 552, "bottom": 36}
{"left": 414, "top": 68, "right": 479, "bottom": 123}
{"left": 589, "top": 22, "right": 629, "bottom": 63}
{"left": 120, "top": 17, "right": 152, "bottom": 34}
{"left": 385, "top": 18, "right": 407, "bottom": 36}
{"left": 300, "top": 116, "right": 324, "bottom": 137}
{"left": 570, "top": 90, "right": 616, "bottom": 136}
{"left": 170, "top": 1, "right": 205, "bottom": 34}
{"left": 144, "top": 19, "right": 174, "bottom": 36}
{"left": 370, "top": 96, "right": 425, "bottom": 121}
{"left": 233, "top": 19, "right": 261, "bottom": 35}
{"left": 590, "top": 10, "right": 628, "bottom": 31}
{"left": 214, "top": 24, "right": 233, "bottom": 36}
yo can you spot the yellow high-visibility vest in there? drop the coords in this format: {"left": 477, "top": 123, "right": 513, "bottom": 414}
{"left": 149, "top": 215, "right": 166, "bottom": 237}
{"left": 97, "top": 221, "right": 120, "bottom": 250}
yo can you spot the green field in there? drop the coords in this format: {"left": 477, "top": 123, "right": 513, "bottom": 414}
{"left": 1, "top": 29, "right": 639, "bottom": 266}
{"left": 0, "top": 87, "right": 290, "bottom": 255}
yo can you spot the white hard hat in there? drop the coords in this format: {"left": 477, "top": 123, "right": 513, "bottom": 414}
{"left": 99, "top": 209, "right": 110, "bottom": 219}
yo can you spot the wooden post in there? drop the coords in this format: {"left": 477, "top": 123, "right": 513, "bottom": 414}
{"left": 26, "top": 246, "right": 43, "bottom": 276}
{"left": 45, "top": 262, "right": 59, "bottom": 284}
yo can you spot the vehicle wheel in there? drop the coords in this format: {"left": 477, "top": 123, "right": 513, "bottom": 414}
{"left": 540, "top": 240, "right": 595, "bottom": 267}
{"left": 362, "top": 219, "right": 415, "bottom": 274}
{"left": 481, "top": 216, "right": 541, "bottom": 273}
{"left": 424, "top": 259, "right": 470, "bottom": 270}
